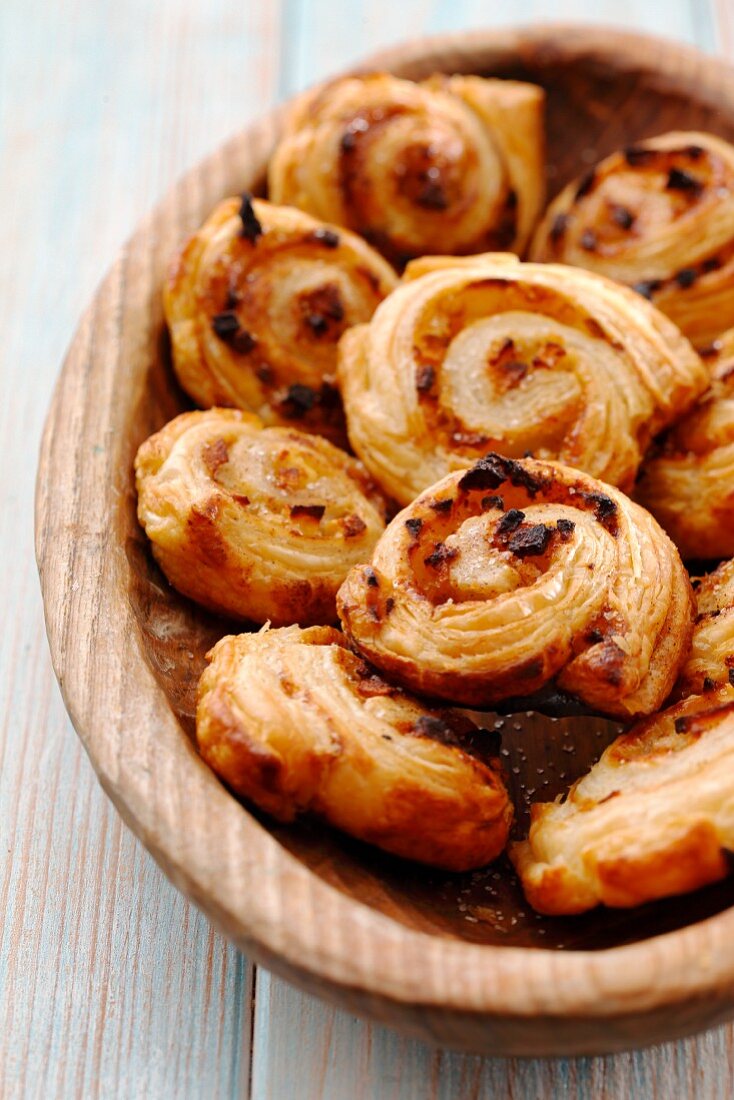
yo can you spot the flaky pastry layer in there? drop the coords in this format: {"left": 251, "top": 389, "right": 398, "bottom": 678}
{"left": 197, "top": 625, "right": 512, "bottom": 870}
{"left": 164, "top": 196, "right": 396, "bottom": 445}
{"left": 635, "top": 328, "right": 734, "bottom": 560}
{"left": 338, "top": 253, "right": 706, "bottom": 504}
{"left": 135, "top": 409, "right": 386, "bottom": 625}
{"left": 511, "top": 688, "right": 734, "bottom": 914}
{"left": 269, "top": 72, "right": 545, "bottom": 266}
{"left": 530, "top": 131, "right": 734, "bottom": 347}
{"left": 337, "top": 454, "right": 693, "bottom": 718}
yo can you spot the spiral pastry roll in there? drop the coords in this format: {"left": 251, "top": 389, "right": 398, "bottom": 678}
{"left": 135, "top": 409, "right": 387, "bottom": 626}
{"left": 338, "top": 254, "right": 707, "bottom": 503}
{"left": 635, "top": 328, "right": 734, "bottom": 560}
{"left": 530, "top": 131, "right": 734, "bottom": 347}
{"left": 197, "top": 625, "right": 513, "bottom": 870}
{"left": 268, "top": 72, "right": 545, "bottom": 267}
{"left": 675, "top": 559, "right": 734, "bottom": 698}
{"left": 337, "top": 454, "right": 694, "bottom": 718}
{"left": 510, "top": 686, "right": 734, "bottom": 914}
{"left": 164, "top": 196, "right": 397, "bottom": 444}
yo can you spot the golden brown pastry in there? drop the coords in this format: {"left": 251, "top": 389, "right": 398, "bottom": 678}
{"left": 635, "top": 328, "right": 734, "bottom": 560}
{"left": 135, "top": 409, "right": 386, "bottom": 625}
{"left": 530, "top": 131, "right": 734, "bottom": 347}
{"left": 337, "top": 453, "right": 694, "bottom": 718}
{"left": 510, "top": 687, "right": 734, "bottom": 914}
{"left": 268, "top": 72, "right": 545, "bottom": 267}
{"left": 164, "top": 196, "right": 397, "bottom": 444}
{"left": 197, "top": 625, "right": 513, "bottom": 871}
{"left": 675, "top": 558, "right": 734, "bottom": 697}
{"left": 338, "top": 253, "right": 708, "bottom": 504}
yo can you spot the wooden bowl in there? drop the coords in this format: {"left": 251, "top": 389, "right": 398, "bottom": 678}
{"left": 36, "top": 25, "right": 734, "bottom": 1056}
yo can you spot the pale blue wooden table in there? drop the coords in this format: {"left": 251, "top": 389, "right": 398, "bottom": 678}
{"left": 2, "top": 1, "right": 733, "bottom": 1095}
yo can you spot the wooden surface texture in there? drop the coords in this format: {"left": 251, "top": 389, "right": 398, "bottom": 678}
{"left": 6, "top": 0, "right": 734, "bottom": 1095}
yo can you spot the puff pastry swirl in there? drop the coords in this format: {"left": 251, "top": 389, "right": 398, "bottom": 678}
{"left": 164, "top": 196, "right": 397, "bottom": 444}
{"left": 635, "top": 328, "right": 734, "bottom": 560}
{"left": 197, "top": 625, "right": 513, "bottom": 871}
{"left": 337, "top": 454, "right": 694, "bottom": 717}
{"left": 510, "top": 687, "right": 734, "bottom": 914}
{"left": 675, "top": 558, "right": 734, "bottom": 698}
{"left": 338, "top": 253, "right": 707, "bottom": 504}
{"left": 268, "top": 72, "right": 545, "bottom": 267}
{"left": 530, "top": 131, "right": 734, "bottom": 347}
{"left": 135, "top": 409, "right": 386, "bottom": 626}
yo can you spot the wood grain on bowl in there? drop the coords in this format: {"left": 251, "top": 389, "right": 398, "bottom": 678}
{"left": 35, "top": 26, "right": 734, "bottom": 1056}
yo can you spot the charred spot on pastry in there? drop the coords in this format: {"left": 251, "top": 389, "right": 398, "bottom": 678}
{"left": 281, "top": 383, "right": 317, "bottom": 418}
{"left": 459, "top": 454, "right": 507, "bottom": 491}
{"left": 674, "top": 715, "right": 692, "bottom": 733}
{"left": 211, "top": 311, "right": 257, "bottom": 354}
{"left": 385, "top": 596, "right": 395, "bottom": 614}
{"left": 507, "top": 523, "right": 553, "bottom": 558}
{"left": 365, "top": 567, "right": 379, "bottom": 588}
{"left": 624, "top": 146, "right": 655, "bottom": 167}
{"left": 302, "top": 284, "right": 345, "bottom": 337}
{"left": 675, "top": 267, "right": 697, "bottom": 289}
{"left": 415, "top": 364, "right": 435, "bottom": 393}
{"left": 632, "top": 279, "right": 662, "bottom": 300}
{"left": 201, "top": 437, "right": 229, "bottom": 476}
{"left": 310, "top": 227, "right": 340, "bottom": 248}
{"left": 580, "top": 228, "right": 598, "bottom": 252}
{"left": 729, "top": 668, "right": 734, "bottom": 688}
{"left": 481, "top": 494, "right": 504, "bottom": 512}
{"left": 424, "top": 542, "right": 459, "bottom": 568}
{"left": 225, "top": 288, "right": 240, "bottom": 310}
{"left": 685, "top": 144, "right": 705, "bottom": 159}
{"left": 343, "top": 514, "right": 367, "bottom": 538}
{"left": 255, "top": 363, "right": 274, "bottom": 385}
{"left": 586, "top": 628, "right": 604, "bottom": 644}
{"left": 703, "top": 676, "right": 717, "bottom": 692}
{"left": 340, "top": 130, "right": 357, "bottom": 153}
{"left": 610, "top": 203, "right": 635, "bottom": 229}
{"left": 306, "top": 313, "right": 329, "bottom": 335}
{"left": 239, "top": 193, "right": 263, "bottom": 241}
{"left": 496, "top": 508, "right": 525, "bottom": 535}
{"left": 666, "top": 167, "right": 702, "bottom": 194}
{"left": 459, "top": 453, "right": 543, "bottom": 496}
{"left": 702, "top": 256, "right": 721, "bottom": 273}
{"left": 405, "top": 517, "right": 423, "bottom": 538}
{"left": 430, "top": 497, "right": 453, "bottom": 514}
{"left": 556, "top": 518, "right": 575, "bottom": 541}
{"left": 582, "top": 491, "right": 619, "bottom": 532}
{"left": 549, "top": 213, "right": 569, "bottom": 243}
{"left": 575, "top": 170, "right": 596, "bottom": 199}
{"left": 290, "top": 504, "right": 326, "bottom": 521}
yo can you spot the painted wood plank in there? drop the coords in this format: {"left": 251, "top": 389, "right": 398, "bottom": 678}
{"left": 0, "top": 0, "right": 283, "bottom": 1095}
{"left": 251, "top": 2, "right": 734, "bottom": 1098}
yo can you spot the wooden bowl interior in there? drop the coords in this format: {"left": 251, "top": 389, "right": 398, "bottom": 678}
{"left": 123, "top": 36, "right": 734, "bottom": 955}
